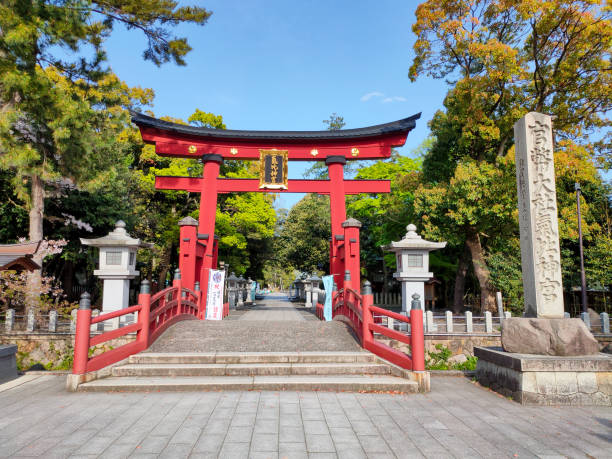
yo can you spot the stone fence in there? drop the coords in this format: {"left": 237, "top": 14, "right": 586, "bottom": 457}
{"left": 1, "top": 308, "right": 123, "bottom": 334}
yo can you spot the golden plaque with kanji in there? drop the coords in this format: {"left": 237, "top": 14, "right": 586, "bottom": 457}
{"left": 259, "top": 149, "right": 288, "bottom": 190}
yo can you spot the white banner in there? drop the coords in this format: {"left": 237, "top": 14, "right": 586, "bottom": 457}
{"left": 206, "top": 269, "right": 225, "bottom": 320}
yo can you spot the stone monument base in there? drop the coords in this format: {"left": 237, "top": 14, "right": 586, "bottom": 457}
{"left": 0, "top": 344, "right": 18, "bottom": 384}
{"left": 475, "top": 346, "right": 611, "bottom": 406}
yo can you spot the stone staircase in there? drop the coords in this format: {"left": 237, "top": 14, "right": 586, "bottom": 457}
{"left": 77, "top": 351, "right": 420, "bottom": 393}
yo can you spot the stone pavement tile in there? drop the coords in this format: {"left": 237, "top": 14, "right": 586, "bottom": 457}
{"left": 12, "top": 435, "right": 64, "bottom": 457}
{"left": 70, "top": 436, "right": 116, "bottom": 455}
{"left": 280, "top": 415, "right": 303, "bottom": 427}
{"left": 301, "top": 408, "right": 325, "bottom": 421}
{"left": 307, "top": 453, "right": 337, "bottom": 459}
{"left": 210, "top": 407, "right": 235, "bottom": 420}
{"left": 279, "top": 392, "right": 300, "bottom": 403}
{"left": 280, "top": 402, "right": 300, "bottom": 415}
{"left": 237, "top": 402, "right": 259, "bottom": 413}
{"left": 36, "top": 443, "right": 80, "bottom": 459}
{"left": 258, "top": 408, "right": 280, "bottom": 420}
{"left": 303, "top": 420, "right": 329, "bottom": 435}
{"left": 279, "top": 441, "right": 308, "bottom": 458}
{"left": 218, "top": 441, "right": 250, "bottom": 459}
{"left": 334, "top": 442, "right": 367, "bottom": 459}
{"left": 305, "top": 434, "right": 335, "bottom": 453}
{"left": 226, "top": 425, "right": 254, "bottom": 442}
{"left": 202, "top": 418, "right": 231, "bottom": 434}
{"left": 348, "top": 420, "right": 375, "bottom": 436}
{"left": 170, "top": 426, "right": 203, "bottom": 445}
{"left": 158, "top": 442, "right": 193, "bottom": 459}
{"left": 97, "top": 442, "right": 137, "bottom": 459}
{"left": 251, "top": 433, "right": 279, "bottom": 452}
{"left": 134, "top": 435, "right": 170, "bottom": 454}
{"left": 324, "top": 414, "right": 351, "bottom": 428}
{"left": 329, "top": 427, "right": 358, "bottom": 444}
{"left": 356, "top": 435, "right": 393, "bottom": 455}
{"left": 255, "top": 419, "right": 279, "bottom": 434}
{"left": 232, "top": 412, "right": 257, "bottom": 427}
{"left": 192, "top": 433, "right": 224, "bottom": 453}
{"left": 248, "top": 452, "right": 279, "bottom": 459}
{"left": 279, "top": 425, "right": 305, "bottom": 443}
{"left": 129, "top": 454, "right": 159, "bottom": 459}
{"left": 188, "top": 453, "right": 218, "bottom": 459}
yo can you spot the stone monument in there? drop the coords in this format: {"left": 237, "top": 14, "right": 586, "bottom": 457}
{"left": 474, "top": 113, "right": 610, "bottom": 406}
{"left": 514, "top": 112, "right": 564, "bottom": 318}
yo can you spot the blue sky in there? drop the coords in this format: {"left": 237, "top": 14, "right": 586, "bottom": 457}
{"left": 104, "top": 1, "right": 448, "bottom": 209}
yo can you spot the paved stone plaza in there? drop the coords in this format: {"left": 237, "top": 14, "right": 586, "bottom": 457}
{"left": 0, "top": 373, "right": 610, "bottom": 458}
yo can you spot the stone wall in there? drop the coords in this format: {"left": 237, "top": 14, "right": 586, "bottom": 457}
{"left": 0, "top": 332, "right": 134, "bottom": 371}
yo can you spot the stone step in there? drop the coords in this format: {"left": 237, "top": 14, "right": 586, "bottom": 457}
{"left": 112, "top": 362, "right": 391, "bottom": 377}
{"left": 130, "top": 351, "right": 377, "bottom": 365}
{"left": 78, "top": 375, "right": 418, "bottom": 393}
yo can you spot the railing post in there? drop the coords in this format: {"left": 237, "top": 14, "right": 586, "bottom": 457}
{"left": 5, "top": 309, "right": 14, "bottom": 332}
{"left": 484, "top": 311, "right": 493, "bottom": 333}
{"left": 425, "top": 310, "right": 436, "bottom": 333}
{"left": 445, "top": 310, "right": 453, "bottom": 333}
{"left": 73, "top": 293, "right": 92, "bottom": 375}
{"left": 26, "top": 308, "right": 36, "bottom": 332}
{"left": 70, "top": 309, "right": 77, "bottom": 333}
{"left": 361, "top": 281, "right": 373, "bottom": 346}
{"left": 466, "top": 311, "right": 473, "bottom": 333}
{"left": 601, "top": 312, "right": 610, "bottom": 334}
{"left": 137, "top": 281, "right": 151, "bottom": 349}
{"left": 173, "top": 269, "right": 182, "bottom": 315}
{"left": 48, "top": 310, "right": 57, "bottom": 332}
{"left": 194, "top": 281, "right": 201, "bottom": 316}
{"left": 410, "top": 294, "right": 425, "bottom": 371}
{"left": 580, "top": 311, "right": 591, "bottom": 330}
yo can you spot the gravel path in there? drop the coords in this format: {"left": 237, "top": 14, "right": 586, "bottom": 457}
{"left": 147, "top": 294, "right": 362, "bottom": 353}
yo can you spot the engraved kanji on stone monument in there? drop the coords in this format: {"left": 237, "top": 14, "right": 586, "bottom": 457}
{"left": 514, "top": 112, "right": 564, "bottom": 318}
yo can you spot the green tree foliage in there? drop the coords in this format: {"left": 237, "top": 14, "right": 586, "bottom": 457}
{"left": 346, "top": 152, "right": 423, "bottom": 285}
{"left": 277, "top": 194, "right": 331, "bottom": 273}
{"left": 0, "top": 0, "right": 210, "bottom": 303}
{"left": 410, "top": 0, "right": 611, "bottom": 312}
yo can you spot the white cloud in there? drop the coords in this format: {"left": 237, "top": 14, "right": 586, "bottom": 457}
{"left": 382, "top": 96, "right": 407, "bottom": 103}
{"left": 361, "top": 92, "right": 406, "bottom": 103}
{"left": 360, "top": 91, "right": 384, "bottom": 102}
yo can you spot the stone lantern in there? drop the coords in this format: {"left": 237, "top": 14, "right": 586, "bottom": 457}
{"left": 81, "top": 221, "right": 152, "bottom": 325}
{"left": 310, "top": 275, "right": 322, "bottom": 306}
{"left": 294, "top": 276, "right": 304, "bottom": 301}
{"left": 383, "top": 224, "right": 446, "bottom": 313}
{"left": 227, "top": 272, "right": 239, "bottom": 309}
{"left": 237, "top": 276, "right": 246, "bottom": 307}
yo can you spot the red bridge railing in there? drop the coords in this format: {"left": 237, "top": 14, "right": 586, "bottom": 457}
{"left": 327, "top": 274, "right": 424, "bottom": 371}
{"left": 72, "top": 270, "right": 201, "bottom": 375}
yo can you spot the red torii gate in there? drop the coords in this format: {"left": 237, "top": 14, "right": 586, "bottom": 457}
{"left": 132, "top": 111, "right": 420, "bottom": 308}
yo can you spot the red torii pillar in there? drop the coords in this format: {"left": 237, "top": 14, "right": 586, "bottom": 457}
{"left": 197, "top": 154, "right": 223, "bottom": 314}
{"left": 327, "top": 156, "right": 347, "bottom": 290}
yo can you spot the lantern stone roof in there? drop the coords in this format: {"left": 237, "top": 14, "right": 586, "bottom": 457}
{"left": 0, "top": 241, "right": 42, "bottom": 271}
{"left": 383, "top": 224, "right": 447, "bottom": 252}
{"left": 80, "top": 221, "right": 153, "bottom": 248}
{"left": 178, "top": 216, "right": 198, "bottom": 226}
{"left": 131, "top": 111, "right": 421, "bottom": 141}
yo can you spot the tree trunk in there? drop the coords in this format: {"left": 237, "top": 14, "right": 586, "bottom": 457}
{"left": 26, "top": 174, "right": 44, "bottom": 310}
{"left": 452, "top": 243, "right": 470, "bottom": 313}
{"left": 157, "top": 243, "right": 173, "bottom": 289}
{"left": 465, "top": 228, "right": 496, "bottom": 313}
